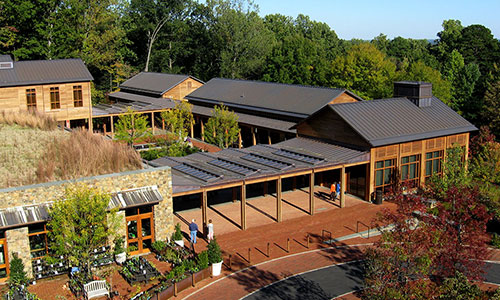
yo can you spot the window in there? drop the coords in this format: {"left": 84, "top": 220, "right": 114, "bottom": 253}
{"left": 26, "top": 89, "right": 36, "bottom": 110}
{"left": 28, "top": 223, "right": 49, "bottom": 259}
{"left": 73, "top": 85, "right": 83, "bottom": 107}
{"left": 401, "top": 154, "right": 421, "bottom": 187}
{"left": 425, "top": 150, "right": 443, "bottom": 181}
{"left": 50, "top": 87, "right": 60, "bottom": 109}
{"left": 375, "top": 159, "right": 395, "bottom": 193}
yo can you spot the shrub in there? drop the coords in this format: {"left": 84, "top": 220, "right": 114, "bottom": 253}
{"left": 152, "top": 240, "right": 167, "bottom": 254}
{"left": 114, "top": 236, "right": 125, "bottom": 255}
{"left": 9, "top": 253, "right": 27, "bottom": 286}
{"left": 196, "top": 251, "right": 209, "bottom": 270}
{"left": 139, "top": 142, "right": 199, "bottom": 160}
{"left": 172, "top": 223, "right": 183, "bottom": 241}
{"left": 182, "top": 259, "right": 199, "bottom": 273}
{"left": 36, "top": 129, "right": 142, "bottom": 182}
{"left": 166, "top": 264, "right": 186, "bottom": 282}
{"left": 207, "top": 237, "right": 222, "bottom": 264}
{"left": 492, "top": 233, "right": 500, "bottom": 249}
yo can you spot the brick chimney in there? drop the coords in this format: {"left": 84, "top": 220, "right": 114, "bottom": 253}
{"left": 394, "top": 81, "right": 432, "bottom": 107}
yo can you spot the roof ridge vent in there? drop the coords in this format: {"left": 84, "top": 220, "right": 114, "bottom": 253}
{"left": 394, "top": 81, "right": 432, "bottom": 107}
{"left": 0, "top": 54, "right": 13, "bottom": 69}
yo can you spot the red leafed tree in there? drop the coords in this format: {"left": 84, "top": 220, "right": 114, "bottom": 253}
{"left": 363, "top": 185, "right": 491, "bottom": 299}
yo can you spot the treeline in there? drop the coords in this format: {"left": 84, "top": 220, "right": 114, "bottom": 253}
{"left": 1, "top": 0, "right": 500, "bottom": 135}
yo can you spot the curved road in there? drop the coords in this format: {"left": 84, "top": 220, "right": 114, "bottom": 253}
{"left": 242, "top": 262, "right": 500, "bottom": 300}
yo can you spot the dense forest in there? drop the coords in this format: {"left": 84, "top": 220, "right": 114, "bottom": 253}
{"left": 1, "top": 0, "right": 500, "bottom": 135}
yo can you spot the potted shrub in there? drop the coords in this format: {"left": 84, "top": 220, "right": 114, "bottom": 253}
{"left": 172, "top": 223, "right": 184, "bottom": 247}
{"left": 114, "top": 236, "right": 126, "bottom": 264}
{"left": 207, "top": 238, "right": 223, "bottom": 276}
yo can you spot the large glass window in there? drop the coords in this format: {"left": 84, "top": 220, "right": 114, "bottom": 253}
{"left": 375, "top": 159, "right": 395, "bottom": 193}
{"left": 425, "top": 150, "right": 443, "bottom": 182}
{"left": 28, "top": 223, "right": 49, "bottom": 259}
{"left": 0, "top": 231, "right": 7, "bottom": 280}
{"left": 401, "top": 154, "right": 421, "bottom": 187}
{"left": 26, "top": 89, "right": 36, "bottom": 110}
{"left": 73, "top": 85, "right": 83, "bottom": 107}
{"left": 50, "top": 87, "right": 60, "bottom": 109}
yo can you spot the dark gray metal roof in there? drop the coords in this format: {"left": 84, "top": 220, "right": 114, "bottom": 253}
{"left": 0, "top": 58, "right": 93, "bottom": 87}
{"left": 186, "top": 78, "right": 357, "bottom": 118}
{"left": 152, "top": 137, "right": 369, "bottom": 194}
{"left": 191, "top": 104, "right": 296, "bottom": 134}
{"left": 329, "top": 97, "right": 478, "bottom": 147}
{"left": 120, "top": 72, "right": 203, "bottom": 96}
{"left": 0, "top": 186, "right": 163, "bottom": 228}
{"left": 93, "top": 92, "right": 176, "bottom": 116}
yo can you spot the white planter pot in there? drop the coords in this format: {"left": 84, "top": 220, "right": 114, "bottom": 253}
{"left": 212, "top": 261, "right": 223, "bottom": 276}
{"left": 115, "top": 252, "right": 126, "bottom": 264}
{"left": 174, "top": 239, "right": 184, "bottom": 248}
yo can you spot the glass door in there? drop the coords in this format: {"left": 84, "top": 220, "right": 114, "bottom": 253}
{"left": 126, "top": 206, "right": 154, "bottom": 255}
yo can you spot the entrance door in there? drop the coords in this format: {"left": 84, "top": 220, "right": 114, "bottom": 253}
{"left": 126, "top": 206, "right": 154, "bottom": 255}
{"left": 0, "top": 231, "right": 8, "bottom": 282}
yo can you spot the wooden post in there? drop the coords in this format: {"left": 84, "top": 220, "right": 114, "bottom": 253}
{"left": 162, "top": 119, "right": 165, "bottom": 130}
{"left": 174, "top": 282, "right": 177, "bottom": 296}
{"left": 110, "top": 115, "right": 114, "bottom": 138}
{"left": 241, "top": 184, "right": 246, "bottom": 230}
{"left": 201, "top": 120, "right": 204, "bottom": 141}
{"left": 268, "top": 130, "right": 271, "bottom": 145}
{"left": 192, "top": 273, "right": 195, "bottom": 287}
{"left": 190, "top": 121, "right": 194, "bottom": 138}
{"left": 151, "top": 112, "right": 155, "bottom": 135}
{"left": 341, "top": 167, "right": 346, "bottom": 208}
{"left": 276, "top": 177, "right": 282, "bottom": 222}
{"left": 309, "top": 171, "right": 315, "bottom": 215}
{"left": 263, "top": 181, "right": 268, "bottom": 196}
{"left": 252, "top": 127, "right": 256, "bottom": 146}
{"left": 202, "top": 190, "right": 208, "bottom": 235}
{"left": 238, "top": 131, "right": 242, "bottom": 149}
{"left": 103, "top": 123, "right": 107, "bottom": 135}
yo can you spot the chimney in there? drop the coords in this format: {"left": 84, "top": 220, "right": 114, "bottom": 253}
{"left": 394, "top": 81, "right": 432, "bottom": 107}
{"left": 0, "top": 55, "right": 13, "bottom": 70}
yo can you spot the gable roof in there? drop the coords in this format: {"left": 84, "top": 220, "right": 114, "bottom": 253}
{"left": 185, "top": 78, "right": 362, "bottom": 118}
{"left": 325, "top": 97, "right": 477, "bottom": 147}
{"left": 0, "top": 58, "right": 93, "bottom": 87}
{"left": 119, "top": 72, "right": 204, "bottom": 96}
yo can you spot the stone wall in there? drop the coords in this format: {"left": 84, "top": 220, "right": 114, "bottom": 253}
{"left": 0, "top": 166, "right": 173, "bottom": 278}
{"left": 6, "top": 227, "right": 32, "bottom": 278}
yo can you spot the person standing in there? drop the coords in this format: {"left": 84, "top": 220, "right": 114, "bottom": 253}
{"left": 207, "top": 219, "right": 214, "bottom": 241}
{"left": 330, "top": 182, "right": 336, "bottom": 200}
{"left": 189, "top": 219, "right": 198, "bottom": 244}
{"left": 336, "top": 181, "right": 341, "bottom": 200}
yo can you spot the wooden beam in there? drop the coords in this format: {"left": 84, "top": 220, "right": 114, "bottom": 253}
{"left": 173, "top": 189, "right": 204, "bottom": 198}
{"left": 205, "top": 181, "right": 243, "bottom": 192}
{"left": 202, "top": 190, "right": 207, "bottom": 235}
{"left": 340, "top": 167, "right": 346, "bottom": 208}
{"left": 243, "top": 176, "right": 280, "bottom": 185}
{"left": 252, "top": 127, "right": 256, "bottom": 146}
{"left": 241, "top": 184, "right": 246, "bottom": 230}
{"left": 309, "top": 171, "right": 315, "bottom": 215}
{"left": 277, "top": 177, "right": 282, "bottom": 222}
{"left": 280, "top": 170, "right": 312, "bottom": 179}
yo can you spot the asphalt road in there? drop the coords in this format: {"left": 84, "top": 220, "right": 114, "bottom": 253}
{"left": 242, "top": 261, "right": 500, "bottom": 300}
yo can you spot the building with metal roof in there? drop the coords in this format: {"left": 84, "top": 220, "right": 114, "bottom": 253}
{"left": 118, "top": 72, "right": 204, "bottom": 97}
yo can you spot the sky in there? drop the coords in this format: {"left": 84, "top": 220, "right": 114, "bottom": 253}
{"left": 251, "top": 0, "right": 500, "bottom": 40}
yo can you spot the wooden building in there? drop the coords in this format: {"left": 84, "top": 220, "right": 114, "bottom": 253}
{"left": 0, "top": 55, "right": 93, "bottom": 128}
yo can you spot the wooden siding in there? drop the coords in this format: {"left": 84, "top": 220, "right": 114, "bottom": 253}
{"left": 0, "top": 81, "right": 91, "bottom": 121}
{"left": 328, "top": 92, "right": 359, "bottom": 104}
{"left": 296, "top": 108, "right": 371, "bottom": 150}
{"left": 367, "top": 133, "right": 470, "bottom": 198}
{"left": 162, "top": 77, "right": 203, "bottom": 100}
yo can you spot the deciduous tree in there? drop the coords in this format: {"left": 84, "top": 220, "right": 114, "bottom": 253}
{"left": 115, "top": 107, "right": 151, "bottom": 146}
{"left": 203, "top": 104, "right": 239, "bottom": 148}
{"left": 160, "top": 101, "right": 194, "bottom": 141}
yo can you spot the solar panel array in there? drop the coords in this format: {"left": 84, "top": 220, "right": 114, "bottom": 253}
{"left": 173, "top": 163, "right": 222, "bottom": 182}
{"left": 208, "top": 158, "right": 259, "bottom": 176}
{"left": 273, "top": 149, "right": 324, "bottom": 165}
{"left": 241, "top": 153, "right": 293, "bottom": 170}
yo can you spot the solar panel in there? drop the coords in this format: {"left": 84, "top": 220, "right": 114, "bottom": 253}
{"left": 273, "top": 149, "right": 324, "bottom": 165}
{"left": 173, "top": 163, "right": 222, "bottom": 182}
{"left": 208, "top": 158, "right": 259, "bottom": 176}
{"left": 241, "top": 153, "right": 293, "bottom": 170}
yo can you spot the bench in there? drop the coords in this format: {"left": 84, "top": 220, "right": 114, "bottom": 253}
{"left": 83, "top": 280, "right": 110, "bottom": 300}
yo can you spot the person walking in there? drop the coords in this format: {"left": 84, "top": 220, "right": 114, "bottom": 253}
{"left": 189, "top": 219, "right": 198, "bottom": 244}
{"left": 207, "top": 219, "right": 214, "bottom": 241}
{"left": 330, "top": 182, "right": 336, "bottom": 200}
{"left": 336, "top": 181, "right": 341, "bottom": 200}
